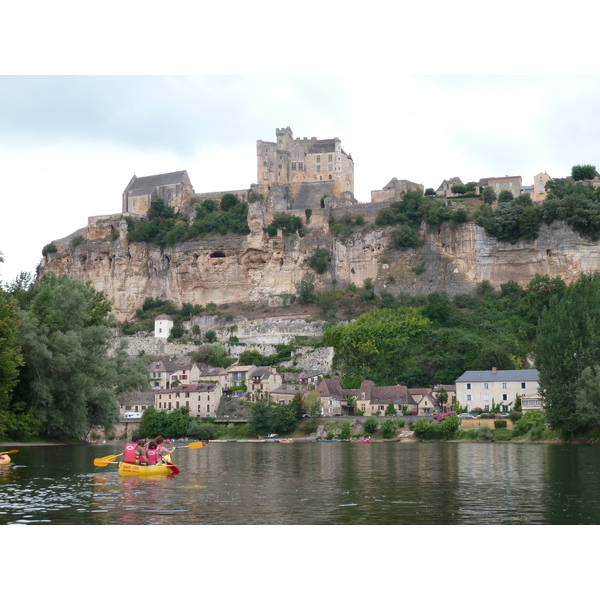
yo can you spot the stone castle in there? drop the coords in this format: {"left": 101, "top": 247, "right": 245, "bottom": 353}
{"left": 39, "top": 126, "right": 600, "bottom": 321}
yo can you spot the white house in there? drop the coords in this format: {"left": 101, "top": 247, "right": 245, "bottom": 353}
{"left": 154, "top": 314, "right": 174, "bottom": 339}
{"left": 455, "top": 368, "right": 540, "bottom": 413}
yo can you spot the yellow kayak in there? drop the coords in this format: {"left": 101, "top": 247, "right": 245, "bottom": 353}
{"left": 118, "top": 461, "right": 176, "bottom": 477}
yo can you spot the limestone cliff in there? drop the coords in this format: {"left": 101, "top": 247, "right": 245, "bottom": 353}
{"left": 39, "top": 201, "right": 600, "bottom": 321}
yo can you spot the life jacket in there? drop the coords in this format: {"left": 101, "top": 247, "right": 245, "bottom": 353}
{"left": 146, "top": 448, "right": 159, "bottom": 465}
{"left": 123, "top": 442, "right": 138, "bottom": 463}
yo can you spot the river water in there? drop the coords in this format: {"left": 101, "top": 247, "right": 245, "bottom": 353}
{"left": 1, "top": 440, "right": 600, "bottom": 525}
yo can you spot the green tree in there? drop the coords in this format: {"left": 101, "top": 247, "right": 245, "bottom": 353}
{"left": 296, "top": 272, "right": 316, "bottom": 304}
{"left": 12, "top": 275, "right": 148, "bottom": 439}
{"left": 385, "top": 403, "right": 397, "bottom": 415}
{"left": 363, "top": 416, "right": 379, "bottom": 435}
{"left": 571, "top": 165, "right": 597, "bottom": 181}
{"left": 380, "top": 418, "right": 398, "bottom": 439}
{"left": 498, "top": 189, "right": 514, "bottom": 203}
{"left": 309, "top": 248, "right": 330, "bottom": 274}
{"left": 535, "top": 273, "right": 600, "bottom": 435}
{"left": 451, "top": 183, "right": 467, "bottom": 195}
{"left": 574, "top": 366, "right": 600, "bottom": 430}
{"left": 291, "top": 393, "right": 305, "bottom": 419}
{"left": 481, "top": 186, "right": 497, "bottom": 204}
{"left": 303, "top": 389, "right": 323, "bottom": 416}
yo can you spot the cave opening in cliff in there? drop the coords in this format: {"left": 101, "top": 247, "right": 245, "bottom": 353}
{"left": 210, "top": 251, "right": 226, "bottom": 258}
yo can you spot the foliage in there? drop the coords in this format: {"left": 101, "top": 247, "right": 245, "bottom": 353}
{"left": 380, "top": 418, "right": 398, "bottom": 439}
{"left": 362, "top": 416, "right": 379, "bottom": 435}
{"left": 512, "top": 411, "right": 545, "bottom": 437}
{"left": 494, "top": 420, "right": 507, "bottom": 429}
{"left": 385, "top": 403, "right": 397, "bottom": 415}
{"left": 309, "top": 248, "right": 330, "bottom": 274}
{"left": 571, "top": 165, "right": 597, "bottom": 181}
{"left": 535, "top": 273, "right": 600, "bottom": 434}
{"left": 138, "top": 406, "right": 195, "bottom": 439}
{"left": 127, "top": 196, "right": 250, "bottom": 248}
{"left": 10, "top": 275, "right": 149, "bottom": 439}
{"left": 574, "top": 365, "right": 600, "bottom": 430}
{"left": 323, "top": 307, "right": 434, "bottom": 388}
{"left": 451, "top": 183, "right": 467, "bottom": 195}
{"left": 339, "top": 420, "right": 352, "bottom": 440}
{"left": 296, "top": 272, "right": 316, "bottom": 305}
{"left": 41, "top": 242, "right": 57, "bottom": 256}
{"left": 390, "top": 224, "right": 419, "bottom": 249}
{"left": 303, "top": 390, "right": 323, "bottom": 416}
{"left": 190, "top": 343, "right": 234, "bottom": 369}
{"left": 266, "top": 213, "right": 303, "bottom": 237}
{"left": 249, "top": 402, "right": 298, "bottom": 435}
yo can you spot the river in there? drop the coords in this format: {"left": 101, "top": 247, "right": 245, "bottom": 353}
{"left": 1, "top": 440, "right": 600, "bottom": 525}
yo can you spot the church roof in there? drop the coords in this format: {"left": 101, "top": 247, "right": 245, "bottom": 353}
{"left": 125, "top": 171, "right": 188, "bottom": 196}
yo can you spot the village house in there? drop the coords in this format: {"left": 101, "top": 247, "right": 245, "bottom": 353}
{"left": 269, "top": 388, "right": 305, "bottom": 405}
{"left": 226, "top": 365, "right": 257, "bottom": 399}
{"left": 455, "top": 368, "right": 540, "bottom": 413}
{"left": 432, "top": 384, "right": 456, "bottom": 411}
{"left": 436, "top": 176, "right": 464, "bottom": 197}
{"left": 409, "top": 388, "right": 440, "bottom": 416}
{"left": 248, "top": 366, "right": 283, "bottom": 402}
{"left": 154, "top": 382, "right": 222, "bottom": 418}
{"left": 316, "top": 378, "right": 346, "bottom": 416}
{"left": 477, "top": 175, "right": 523, "bottom": 197}
{"left": 149, "top": 360, "right": 190, "bottom": 390}
{"left": 371, "top": 177, "right": 424, "bottom": 203}
{"left": 356, "top": 380, "right": 417, "bottom": 416}
{"left": 191, "top": 365, "right": 229, "bottom": 390}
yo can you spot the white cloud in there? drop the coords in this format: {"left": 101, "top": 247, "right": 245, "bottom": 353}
{"left": 3, "top": 75, "right": 600, "bottom": 285}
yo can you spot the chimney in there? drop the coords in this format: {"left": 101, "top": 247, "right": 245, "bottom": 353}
{"left": 492, "top": 367, "right": 497, "bottom": 373}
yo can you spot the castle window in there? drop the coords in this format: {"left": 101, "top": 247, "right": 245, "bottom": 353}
{"left": 316, "top": 165, "right": 321, "bottom": 172}
{"left": 316, "top": 156, "right": 321, "bottom": 163}
{"left": 298, "top": 162, "right": 303, "bottom": 171}
{"left": 328, "top": 155, "right": 332, "bottom": 162}
{"left": 328, "top": 164, "right": 333, "bottom": 172}
{"left": 329, "top": 175, "right": 332, "bottom": 179}
{"left": 291, "top": 162, "right": 296, "bottom": 170}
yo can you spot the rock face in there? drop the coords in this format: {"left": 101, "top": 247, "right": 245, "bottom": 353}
{"left": 39, "top": 202, "right": 600, "bottom": 321}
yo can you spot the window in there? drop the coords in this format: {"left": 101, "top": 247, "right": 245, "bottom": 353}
{"left": 291, "top": 162, "right": 296, "bottom": 170}
{"left": 316, "top": 156, "right": 321, "bottom": 163}
{"left": 483, "top": 382, "right": 489, "bottom": 389}
{"left": 502, "top": 394, "right": 508, "bottom": 401}
{"left": 328, "top": 155, "right": 333, "bottom": 162}
{"left": 316, "top": 165, "right": 321, "bottom": 172}
{"left": 328, "top": 164, "right": 333, "bottom": 172}
{"left": 509, "top": 182, "right": 513, "bottom": 187}
{"left": 483, "top": 394, "right": 489, "bottom": 402}
{"left": 521, "top": 382, "right": 527, "bottom": 389}
{"left": 298, "top": 162, "right": 303, "bottom": 171}
{"left": 496, "top": 183, "right": 500, "bottom": 189}
{"left": 539, "top": 187, "right": 545, "bottom": 194}
{"left": 502, "top": 382, "right": 507, "bottom": 389}
{"left": 485, "top": 405, "right": 490, "bottom": 411}
{"left": 466, "top": 394, "right": 472, "bottom": 402}
{"left": 466, "top": 383, "right": 472, "bottom": 390}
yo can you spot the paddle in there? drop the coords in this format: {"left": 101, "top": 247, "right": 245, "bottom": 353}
{"left": 94, "top": 454, "right": 122, "bottom": 467}
{"left": 0, "top": 450, "right": 19, "bottom": 455}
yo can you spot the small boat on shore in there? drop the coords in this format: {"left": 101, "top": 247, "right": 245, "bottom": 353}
{"left": 279, "top": 439, "right": 294, "bottom": 443}
{"left": 359, "top": 438, "right": 371, "bottom": 444}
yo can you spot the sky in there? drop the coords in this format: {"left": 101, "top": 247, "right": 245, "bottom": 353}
{"left": 4, "top": 74, "right": 600, "bottom": 285}
{"left": 1, "top": 2, "right": 599, "bottom": 286}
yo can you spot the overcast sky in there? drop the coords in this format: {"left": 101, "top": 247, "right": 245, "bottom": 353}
{"left": 2, "top": 0, "right": 600, "bottom": 286}
{"left": 2, "top": 75, "right": 600, "bottom": 284}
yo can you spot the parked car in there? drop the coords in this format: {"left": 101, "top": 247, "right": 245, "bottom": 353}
{"left": 458, "top": 413, "right": 476, "bottom": 419}
{"left": 301, "top": 414, "right": 312, "bottom": 418}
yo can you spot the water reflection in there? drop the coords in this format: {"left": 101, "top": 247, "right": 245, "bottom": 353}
{"left": 1, "top": 441, "right": 600, "bottom": 524}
